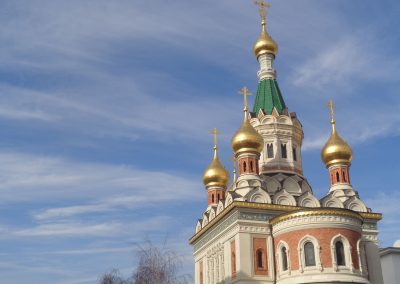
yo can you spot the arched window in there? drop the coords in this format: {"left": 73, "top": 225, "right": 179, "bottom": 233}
{"left": 243, "top": 161, "right": 247, "bottom": 172}
{"left": 281, "top": 144, "right": 287, "bottom": 159}
{"left": 217, "top": 193, "right": 220, "bottom": 201}
{"left": 211, "top": 194, "right": 214, "bottom": 203}
{"left": 281, "top": 247, "right": 288, "bottom": 271}
{"left": 342, "top": 171, "right": 347, "bottom": 182}
{"left": 336, "top": 172, "right": 340, "bottom": 183}
{"left": 292, "top": 147, "right": 297, "bottom": 161}
{"left": 335, "top": 241, "right": 346, "bottom": 266}
{"left": 257, "top": 249, "right": 263, "bottom": 268}
{"left": 250, "top": 161, "right": 254, "bottom": 172}
{"left": 267, "top": 143, "right": 274, "bottom": 158}
{"left": 304, "top": 242, "right": 316, "bottom": 266}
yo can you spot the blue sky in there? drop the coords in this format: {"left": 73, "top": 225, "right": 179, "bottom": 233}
{"left": 0, "top": 0, "right": 399, "bottom": 283}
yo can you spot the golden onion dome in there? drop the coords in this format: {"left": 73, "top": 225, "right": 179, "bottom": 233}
{"left": 321, "top": 121, "right": 352, "bottom": 168}
{"left": 202, "top": 146, "right": 229, "bottom": 188}
{"left": 253, "top": 21, "right": 278, "bottom": 58}
{"left": 231, "top": 117, "right": 264, "bottom": 156}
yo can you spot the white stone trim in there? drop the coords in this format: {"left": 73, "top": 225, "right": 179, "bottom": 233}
{"left": 264, "top": 176, "right": 281, "bottom": 194}
{"left": 275, "top": 270, "right": 370, "bottom": 284}
{"left": 268, "top": 235, "right": 275, "bottom": 281}
{"left": 344, "top": 196, "right": 368, "bottom": 212}
{"left": 276, "top": 240, "right": 291, "bottom": 278}
{"left": 273, "top": 214, "right": 362, "bottom": 237}
{"left": 320, "top": 194, "right": 344, "bottom": 208}
{"left": 357, "top": 239, "right": 369, "bottom": 277}
{"left": 257, "top": 53, "right": 276, "bottom": 80}
{"left": 330, "top": 234, "right": 354, "bottom": 272}
{"left": 297, "top": 235, "right": 322, "bottom": 273}
{"left": 216, "top": 201, "right": 224, "bottom": 216}
{"left": 209, "top": 208, "right": 216, "bottom": 222}
{"left": 246, "top": 187, "right": 272, "bottom": 204}
{"left": 282, "top": 177, "right": 302, "bottom": 194}
{"left": 273, "top": 189, "right": 296, "bottom": 206}
{"left": 297, "top": 191, "right": 320, "bottom": 208}
{"left": 224, "top": 193, "right": 233, "bottom": 207}
{"left": 196, "top": 220, "right": 202, "bottom": 233}
{"left": 202, "top": 214, "right": 209, "bottom": 228}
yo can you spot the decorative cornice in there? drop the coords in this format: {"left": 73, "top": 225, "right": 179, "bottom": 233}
{"left": 270, "top": 208, "right": 363, "bottom": 226}
{"left": 189, "top": 201, "right": 299, "bottom": 244}
{"left": 360, "top": 212, "right": 382, "bottom": 220}
{"left": 189, "top": 201, "right": 382, "bottom": 244}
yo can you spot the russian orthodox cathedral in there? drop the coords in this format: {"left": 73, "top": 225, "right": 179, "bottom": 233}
{"left": 189, "top": 2, "right": 384, "bottom": 284}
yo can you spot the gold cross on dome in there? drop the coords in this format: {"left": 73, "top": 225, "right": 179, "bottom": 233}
{"left": 239, "top": 86, "right": 252, "bottom": 112}
{"left": 327, "top": 99, "right": 335, "bottom": 122}
{"left": 255, "top": 0, "right": 271, "bottom": 21}
{"left": 210, "top": 128, "right": 219, "bottom": 148}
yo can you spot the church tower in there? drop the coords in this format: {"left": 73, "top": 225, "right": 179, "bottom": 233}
{"left": 251, "top": 1, "right": 304, "bottom": 178}
{"left": 189, "top": 2, "right": 383, "bottom": 284}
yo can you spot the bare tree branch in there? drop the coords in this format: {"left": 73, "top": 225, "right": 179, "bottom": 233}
{"left": 98, "top": 242, "right": 190, "bottom": 284}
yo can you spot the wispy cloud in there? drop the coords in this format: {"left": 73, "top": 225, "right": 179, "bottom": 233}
{"left": 293, "top": 34, "right": 400, "bottom": 91}
{"left": 34, "top": 204, "right": 112, "bottom": 220}
{"left": 38, "top": 246, "right": 135, "bottom": 256}
{"left": 4, "top": 215, "right": 174, "bottom": 239}
{"left": 13, "top": 222, "right": 123, "bottom": 237}
{"left": 0, "top": 151, "right": 201, "bottom": 205}
{"left": 365, "top": 193, "right": 400, "bottom": 247}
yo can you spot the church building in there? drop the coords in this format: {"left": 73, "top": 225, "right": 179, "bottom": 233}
{"left": 189, "top": 2, "right": 384, "bottom": 284}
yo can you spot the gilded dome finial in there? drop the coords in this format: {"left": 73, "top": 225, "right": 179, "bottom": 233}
{"left": 231, "top": 87, "right": 264, "bottom": 156}
{"left": 328, "top": 99, "right": 337, "bottom": 132}
{"left": 239, "top": 86, "right": 252, "bottom": 120}
{"left": 212, "top": 127, "right": 219, "bottom": 158}
{"left": 253, "top": 1, "right": 278, "bottom": 57}
{"left": 321, "top": 100, "right": 353, "bottom": 168}
{"left": 202, "top": 128, "right": 229, "bottom": 188}
{"left": 255, "top": 0, "right": 270, "bottom": 27}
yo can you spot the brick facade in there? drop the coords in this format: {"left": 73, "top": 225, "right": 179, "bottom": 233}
{"left": 253, "top": 237, "right": 268, "bottom": 275}
{"left": 274, "top": 227, "right": 361, "bottom": 271}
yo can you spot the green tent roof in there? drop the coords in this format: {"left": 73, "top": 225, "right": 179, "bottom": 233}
{"left": 252, "top": 79, "right": 287, "bottom": 115}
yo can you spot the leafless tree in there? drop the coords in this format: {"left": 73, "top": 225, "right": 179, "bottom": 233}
{"left": 99, "top": 269, "right": 127, "bottom": 284}
{"left": 133, "top": 244, "right": 189, "bottom": 284}
{"left": 99, "top": 243, "right": 190, "bottom": 284}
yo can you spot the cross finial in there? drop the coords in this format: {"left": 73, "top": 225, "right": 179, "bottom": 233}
{"left": 211, "top": 128, "right": 219, "bottom": 149}
{"left": 239, "top": 86, "right": 252, "bottom": 117}
{"left": 210, "top": 128, "right": 219, "bottom": 158}
{"left": 327, "top": 99, "right": 335, "bottom": 123}
{"left": 255, "top": 0, "right": 271, "bottom": 22}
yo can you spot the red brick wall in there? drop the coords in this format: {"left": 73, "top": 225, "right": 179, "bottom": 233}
{"left": 253, "top": 237, "right": 268, "bottom": 275}
{"left": 231, "top": 240, "right": 236, "bottom": 278}
{"left": 238, "top": 156, "right": 259, "bottom": 175}
{"left": 274, "top": 228, "right": 360, "bottom": 270}
{"left": 207, "top": 189, "right": 225, "bottom": 205}
{"left": 329, "top": 166, "right": 350, "bottom": 185}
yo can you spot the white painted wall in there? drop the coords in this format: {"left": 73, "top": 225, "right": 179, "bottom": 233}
{"left": 380, "top": 247, "right": 400, "bottom": 284}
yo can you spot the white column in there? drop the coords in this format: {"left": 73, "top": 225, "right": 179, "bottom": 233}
{"left": 365, "top": 240, "right": 384, "bottom": 284}
{"left": 237, "top": 232, "right": 252, "bottom": 279}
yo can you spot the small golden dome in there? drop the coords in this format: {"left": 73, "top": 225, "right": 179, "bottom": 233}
{"left": 253, "top": 22, "right": 278, "bottom": 58}
{"left": 321, "top": 122, "right": 352, "bottom": 168}
{"left": 231, "top": 117, "right": 264, "bottom": 156}
{"left": 203, "top": 147, "right": 229, "bottom": 188}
